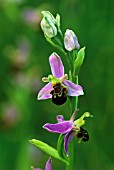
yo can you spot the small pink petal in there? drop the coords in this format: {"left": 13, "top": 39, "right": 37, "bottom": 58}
{"left": 56, "top": 115, "right": 64, "bottom": 122}
{"left": 64, "top": 80, "right": 84, "bottom": 96}
{"left": 37, "top": 82, "right": 53, "bottom": 100}
{"left": 49, "top": 52, "right": 64, "bottom": 78}
{"left": 45, "top": 158, "right": 52, "bottom": 170}
{"left": 64, "top": 130, "right": 74, "bottom": 157}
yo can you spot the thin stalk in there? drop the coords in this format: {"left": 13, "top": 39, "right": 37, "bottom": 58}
{"left": 67, "top": 52, "right": 73, "bottom": 75}
{"left": 75, "top": 76, "right": 78, "bottom": 109}
{"left": 66, "top": 51, "right": 78, "bottom": 170}
{"left": 65, "top": 140, "right": 74, "bottom": 170}
{"left": 52, "top": 34, "right": 78, "bottom": 170}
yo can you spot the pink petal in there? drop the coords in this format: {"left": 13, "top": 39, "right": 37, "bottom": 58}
{"left": 56, "top": 115, "right": 64, "bottom": 122}
{"left": 37, "top": 82, "right": 53, "bottom": 100}
{"left": 64, "top": 130, "right": 74, "bottom": 157}
{"left": 49, "top": 52, "right": 64, "bottom": 78}
{"left": 45, "top": 158, "right": 52, "bottom": 170}
{"left": 64, "top": 80, "right": 84, "bottom": 96}
{"left": 43, "top": 121, "right": 73, "bottom": 134}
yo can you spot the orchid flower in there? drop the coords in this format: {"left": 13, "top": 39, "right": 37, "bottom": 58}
{"left": 31, "top": 157, "right": 52, "bottom": 170}
{"left": 38, "top": 52, "right": 84, "bottom": 105}
{"left": 43, "top": 110, "right": 92, "bottom": 157}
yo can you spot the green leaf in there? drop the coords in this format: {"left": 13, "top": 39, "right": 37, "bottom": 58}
{"left": 74, "top": 47, "right": 85, "bottom": 76}
{"left": 29, "top": 139, "right": 69, "bottom": 165}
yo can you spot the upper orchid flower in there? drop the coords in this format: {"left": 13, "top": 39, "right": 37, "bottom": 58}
{"left": 31, "top": 157, "right": 52, "bottom": 170}
{"left": 43, "top": 110, "right": 92, "bottom": 157}
{"left": 38, "top": 52, "right": 84, "bottom": 105}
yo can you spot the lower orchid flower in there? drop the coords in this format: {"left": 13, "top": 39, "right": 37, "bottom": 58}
{"left": 31, "top": 157, "right": 52, "bottom": 170}
{"left": 38, "top": 52, "right": 84, "bottom": 105}
{"left": 43, "top": 110, "right": 92, "bottom": 157}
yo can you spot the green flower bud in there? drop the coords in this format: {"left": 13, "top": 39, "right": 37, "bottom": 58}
{"left": 41, "top": 11, "right": 60, "bottom": 38}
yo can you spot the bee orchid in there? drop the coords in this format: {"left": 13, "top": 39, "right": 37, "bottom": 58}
{"left": 43, "top": 110, "right": 91, "bottom": 157}
{"left": 31, "top": 157, "right": 52, "bottom": 170}
{"left": 38, "top": 52, "right": 84, "bottom": 105}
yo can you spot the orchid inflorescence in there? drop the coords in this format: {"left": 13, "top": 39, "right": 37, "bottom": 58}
{"left": 30, "top": 11, "right": 92, "bottom": 170}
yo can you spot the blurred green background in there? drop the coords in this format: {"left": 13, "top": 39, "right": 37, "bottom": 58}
{"left": 0, "top": 0, "right": 114, "bottom": 170}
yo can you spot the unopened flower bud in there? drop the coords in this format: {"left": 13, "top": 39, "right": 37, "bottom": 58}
{"left": 64, "top": 29, "right": 80, "bottom": 51}
{"left": 41, "top": 11, "right": 58, "bottom": 38}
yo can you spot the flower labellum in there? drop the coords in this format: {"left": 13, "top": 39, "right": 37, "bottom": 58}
{"left": 76, "top": 127, "right": 89, "bottom": 142}
{"left": 38, "top": 52, "right": 84, "bottom": 105}
{"left": 64, "top": 29, "right": 80, "bottom": 51}
{"left": 50, "top": 82, "right": 68, "bottom": 105}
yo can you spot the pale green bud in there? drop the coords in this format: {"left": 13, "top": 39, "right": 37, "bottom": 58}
{"left": 64, "top": 29, "right": 80, "bottom": 51}
{"left": 41, "top": 11, "right": 60, "bottom": 38}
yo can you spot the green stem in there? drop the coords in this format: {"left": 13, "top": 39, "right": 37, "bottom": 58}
{"left": 67, "top": 52, "right": 73, "bottom": 75}
{"left": 75, "top": 76, "right": 79, "bottom": 109}
{"left": 51, "top": 33, "right": 79, "bottom": 169}
{"left": 66, "top": 75, "right": 78, "bottom": 170}
{"left": 66, "top": 140, "right": 74, "bottom": 170}
{"left": 58, "top": 28, "right": 63, "bottom": 38}
{"left": 66, "top": 97, "right": 77, "bottom": 170}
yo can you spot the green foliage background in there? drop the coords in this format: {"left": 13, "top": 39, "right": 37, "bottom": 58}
{"left": 0, "top": 0, "right": 114, "bottom": 169}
